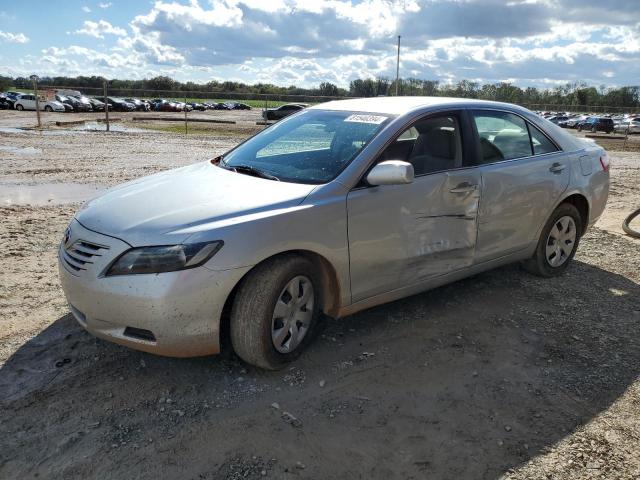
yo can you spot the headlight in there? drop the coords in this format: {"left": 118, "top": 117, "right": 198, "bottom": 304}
{"left": 105, "top": 241, "right": 223, "bottom": 276}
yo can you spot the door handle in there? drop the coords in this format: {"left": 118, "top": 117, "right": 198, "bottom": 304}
{"left": 549, "top": 162, "right": 566, "bottom": 173}
{"left": 449, "top": 182, "right": 478, "bottom": 194}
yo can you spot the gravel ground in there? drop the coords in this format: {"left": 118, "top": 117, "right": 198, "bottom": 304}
{"left": 0, "top": 110, "right": 639, "bottom": 479}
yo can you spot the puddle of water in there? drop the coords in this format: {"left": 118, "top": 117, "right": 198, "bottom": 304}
{"left": 0, "top": 123, "right": 149, "bottom": 135}
{"left": 0, "top": 127, "right": 29, "bottom": 134}
{"left": 0, "top": 146, "right": 42, "bottom": 156}
{"left": 0, "top": 181, "right": 105, "bottom": 206}
{"left": 73, "top": 122, "right": 148, "bottom": 133}
{"left": 0, "top": 127, "right": 74, "bottom": 136}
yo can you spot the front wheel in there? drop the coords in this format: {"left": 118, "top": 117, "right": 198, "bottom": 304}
{"left": 523, "top": 203, "right": 582, "bottom": 277}
{"left": 44, "top": 105, "right": 52, "bottom": 112}
{"left": 16, "top": 104, "right": 23, "bottom": 111}
{"left": 230, "top": 255, "right": 321, "bottom": 370}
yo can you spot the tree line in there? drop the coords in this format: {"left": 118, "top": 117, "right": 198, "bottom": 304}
{"left": 348, "top": 77, "right": 640, "bottom": 109}
{"left": 3, "top": 74, "right": 639, "bottom": 108}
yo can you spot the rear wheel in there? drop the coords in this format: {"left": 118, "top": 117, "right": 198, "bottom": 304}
{"left": 523, "top": 203, "right": 582, "bottom": 277}
{"left": 230, "top": 255, "right": 321, "bottom": 370}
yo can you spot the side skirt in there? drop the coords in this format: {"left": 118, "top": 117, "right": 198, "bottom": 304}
{"left": 335, "top": 246, "right": 535, "bottom": 318}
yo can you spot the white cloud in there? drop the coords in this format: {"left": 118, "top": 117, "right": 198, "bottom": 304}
{"left": 8, "top": 0, "right": 640, "bottom": 88}
{"left": 74, "top": 20, "right": 127, "bottom": 39}
{"left": 82, "top": 6, "right": 91, "bottom": 13}
{"left": 0, "top": 30, "right": 29, "bottom": 43}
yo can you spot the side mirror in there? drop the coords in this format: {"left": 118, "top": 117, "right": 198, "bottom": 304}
{"left": 366, "top": 160, "right": 414, "bottom": 186}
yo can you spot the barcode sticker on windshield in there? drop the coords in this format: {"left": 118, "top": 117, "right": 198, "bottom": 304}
{"left": 344, "top": 114, "right": 387, "bottom": 124}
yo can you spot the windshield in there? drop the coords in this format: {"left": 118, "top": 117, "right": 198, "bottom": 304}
{"left": 221, "top": 109, "right": 390, "bottom": 184}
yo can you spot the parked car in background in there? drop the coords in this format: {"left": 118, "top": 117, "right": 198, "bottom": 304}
{"left": 548, "top": 115, "right": 569, "bottom": 124}
{"left": 189, "top": 102, "right": 206, "bottom": 111}
{"left": 14, "top": 94, "right": 66, "bottom": 112}
{"left": 576, "top": 117, "right": 614, "bottom": 133}
{"left": 174, "top": 101, "right": 192, "bottom": 112}
{"left": 124, "top": 98, "right": 151, "bottom": 111}
{"left": 0, "top": 94, "right": 11, "bottom": 109}
{"left": 71, "top": 95, "right": 94, "bottom": 112}
{"left": 58, "top": 97, "right": 609, "bottom": 369}
{"left": 2, "top": 92, "right": 24, "bottom": 109}
{"left": 151, "top": 99, "right": 182, "bottom": 112}
{"left": 56, "top": 94, "right": 91, "bottom": 112}
{"left": 614, "top": 118, "right": 640, "bottom": 134}
{"left": 87, "top": 97, "right": 112, "bottom": 112}
{"left": 262, "top": 103, "right": 307, "bottom": 121}
{"left": 222, "top": 102, "right": 251, "bottom": 110}
{"left": 106, "top": 97, "right": 136, "bottom": 112}
{"left": 559, "top": 115, "right": 587, "bottom": 129}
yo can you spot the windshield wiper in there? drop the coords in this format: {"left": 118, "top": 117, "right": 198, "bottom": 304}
{"left": 228, "top": 164, "right": 280, "bottom": 181}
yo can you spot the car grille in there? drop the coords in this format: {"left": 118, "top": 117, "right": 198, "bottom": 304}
{"left": 62, "top": 239, "right": 110, "bottom": 273}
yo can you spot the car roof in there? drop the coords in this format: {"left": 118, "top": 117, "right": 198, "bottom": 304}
{"left": 309, "top": 96, "right": 525, "bottom": 115}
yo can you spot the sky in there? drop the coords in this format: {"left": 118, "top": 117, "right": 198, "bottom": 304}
{"left": 0, "top": 0, "right": 639, "bottom": 89}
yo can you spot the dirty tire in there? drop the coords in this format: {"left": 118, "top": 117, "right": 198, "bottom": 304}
{"left": 230, "top": 255, "right": 321, "bottom": 370}
{"left": 523, "top": 203, "right": 582, "bottom": 277}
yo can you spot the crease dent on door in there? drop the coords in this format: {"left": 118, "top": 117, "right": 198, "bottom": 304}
{"left": 408, "top": 175, "right": 479, "bottom": 263}
{"left": 347, "top": 169, "right": 481, "bottom": 302}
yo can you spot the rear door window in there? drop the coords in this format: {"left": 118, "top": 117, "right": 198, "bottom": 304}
{"left": 472, "top": 111, "right": 561, "bottom": 163}
{"left": 473, "top": 111, "right": 532, "bottom": 163}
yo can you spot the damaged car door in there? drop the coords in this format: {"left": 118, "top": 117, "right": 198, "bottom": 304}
{"left": 347, "top": 111, "right": 481, "bottom": 302}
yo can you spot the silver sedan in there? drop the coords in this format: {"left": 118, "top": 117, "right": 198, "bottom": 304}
{"left": 59, "top": 97, "right": 610, "bottom": 369}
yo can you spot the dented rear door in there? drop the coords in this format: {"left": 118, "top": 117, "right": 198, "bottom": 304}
{"left": 346, "top": 168, "right": 481, "bottom": 303}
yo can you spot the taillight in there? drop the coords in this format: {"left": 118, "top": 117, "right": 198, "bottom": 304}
{"left": 599, "top": 153, "right": 610, "bottom": 172}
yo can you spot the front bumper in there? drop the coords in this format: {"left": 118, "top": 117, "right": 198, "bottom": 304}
{"left": 58, "top": 219, "right": 251, "bottom": 357}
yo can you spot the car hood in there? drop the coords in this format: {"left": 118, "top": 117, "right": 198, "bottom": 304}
{"left": 75, "top": 161, "right": 317, "bottom": 246}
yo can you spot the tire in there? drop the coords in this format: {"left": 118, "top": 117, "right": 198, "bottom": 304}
{"left": 523, "top": 203, "right": 582, "bottom": 277}
{"left": 591, "top": 126, "right": 596, "bottom": 133}
{"left": 230, "top": 255, "right": 322, "bottom": 370}
{"left": 44, "top": 105, "right": 52, "bottom": 112}
{"left": 577, "top": 126, "right": 582, "bottom": 132}
{"left": 16, "top": 104, "right": 23, "bottom": 111}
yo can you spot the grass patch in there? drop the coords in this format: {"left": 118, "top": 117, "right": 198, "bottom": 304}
{"left": 131, "top": 121, "right": 261, "bottom": 137}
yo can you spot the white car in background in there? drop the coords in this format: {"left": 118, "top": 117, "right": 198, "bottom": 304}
{"left": 14, "top": 94, "right": 66, "bottom": 112}
{"left": 614, "top": 117, "right": 640, "bottom": 134}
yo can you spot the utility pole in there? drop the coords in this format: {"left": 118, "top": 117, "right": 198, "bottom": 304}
{"left": 30, "top": 75, "right": 41, "bottom": 128}
{"left": 395, "top": 35, "right": 401, "bottom": 96}
{"left": 103, "top": 80, "right": 110, "bottom": 132}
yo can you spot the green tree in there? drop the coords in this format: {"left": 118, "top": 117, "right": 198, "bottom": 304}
{"left": 318, "top": 82, "right": 339, "bottom": 96}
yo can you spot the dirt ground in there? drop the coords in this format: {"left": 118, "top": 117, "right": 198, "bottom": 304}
{"left": 1, "top": 109, "right": 639, "bottom": 479}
